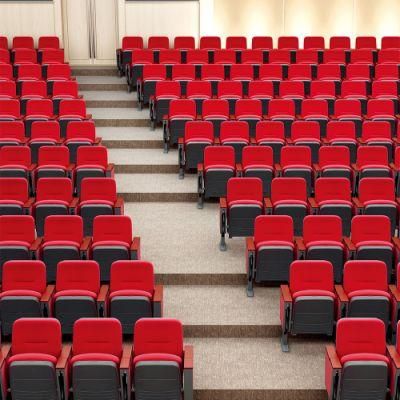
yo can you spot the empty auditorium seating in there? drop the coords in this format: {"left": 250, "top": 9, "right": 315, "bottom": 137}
{"left": 202, "top": 98, "right": 229, "bottom": 137}
{"left": 219, "top": 121, "right": 250, "bottom": 162}
{"left": 268, "top": 99, "right": 295, "bottom": 137}
{"left": 325, "top": 318, "right": 389, "bottom": 400}
{"left": 34, "top": 146, "right": 70, "bottom": 184}
{"left": 198, "top": 145, "right": 236, "bottom": 208}
{"left": 29, "top": 121, "right": 61, "bottom": 163}
{"left": 52, "top": 80, "right": 80, "bottom": 114}
{"left": 246, "top": 215, "right": 295, "bottom": 296}
{"left": 58, "top": 99, "right": 91, "bottom": 137}
{"left": 0, "top": 260, "right": 50, "bottom": 336}
{"left": 108, "top": 260, "right": 163, "bottom": 333}
{"left": 255, "top": 121, "right": 285, "bottom": 163}
{"left": 235, "top": 99, "right": 263, "bottom": 135}
{"left": 137, "top": 64, "right": 167, "bottom": 108}
{"left": 0, "top": 121, "right": 26, "bottom": 148}
{"left": 219, "top": 177, "right": 264, "bottom": 250}
{"left": 280, "top": 260, "right": 335, "bottom": 351}
{"left": 91, "top": 215, "right": 140, "bottom": 281}
{"left": 131, "top": 318, "right": 193, "bottom": 400}
{"left": 0, "top": 177, "right": 32, "bottom": 215}
{"left": 39, "top": 215, "right": 88, "bottom": 282}
{"left": 117, "top": 36, "right": 144, "bottom": 75}
{"left": 289, "top": 121, "right": 321, "bottom": 163}
{"left": 0, "top": 146, "right": 33, "bottom": 184}
{"left": 325, "top": 121, "right": 357, "bottom": 163}
{"left": 65, "top": 120, "right": 99, "bottom": 163}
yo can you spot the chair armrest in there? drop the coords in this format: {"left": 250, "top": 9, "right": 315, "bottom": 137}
{"left": 264, "top": 197, "right": 272, "bottom": 209}
{"left": 313, "top": 163, "right": 321, "bottom": 172}
{"left": 236, "top": 163, "right": 243, "bottom": 175}
{"left": 0, "top": 344, "right": 11, "bottom": 367}
{"left": 80, "top": 237, "right": 91, "bottom": 252}
{"left": 286, "top": 138, "right": 293, "bottom": 145}
{"left": 326, "top": 345, "right": 341, "bottom": 369}
{"left": 351, "top": 163, "right": 359, "bottom": 172}
{"left": 388, "top": 345, "right": 400, "bottom": 369}
{"left": 335, "top": 285, "right": 349, "bottom": 302}
{"left": 131, "top": 237, "right": 140, "bottom": 260}
{"left": 86, "top": 114, "right": 92, "bottom": 120}
{"left": 220, "top": 197, "right": 227, "bottom": 209}
{"left": 153, "top": 284, "right": 163, "bottom": 317}
{"left": 343, "top": 237, "right": 355, "bottom": 251}
{"left": 390, "top": 285, "right": 400, "bottom": 302}
{"left": 393, "top": 237, "right": 400, "bottom": 251}
{"left": 246, "top": 237, "right": 255, "bottom": 252}
{"left": 308, "top": 197, "right": 318, "bottom": 209}
{"left": 56, "top": 344, "right": 71, "bottom": 370}
{"left": 153, "top": 284, "right": 163, "bottom": 303}
{"left": 352, "top": 197, "right": 364, "bottom": 209}
{"left": 94, "top": 137, "right": 102, "bottom": 145}
{"left": 24, "top": 197, "right": 35, "bottom": 209}
{"left": 295, "top": 237, "right": 305, "bottom": 252}
{"left": 41, "top": 285, "right": 55, "bottom": 302}
{"left": 197, "top": 163, "right": 204, "bottom": 173}
{"left": 115, "top": 197, "right": 124, "bottom": 215}
{"left": 274, "top": 163, "right": 282, "bottom": 173}
{"left": 28, "top": 163, "right": 37, "bottom": 172}
{"left": 184, "top": 345, "right": 194, "bottom": 370}
{"left": 178, "top": 137, "right": 184, "bottom": 145}
{"left": 97, "top": 285, "right": 109, "bottom": 302}
{"left": 106, "top": 164, "right": 115, "bottom": 178}
{"left": 120, "top": 343, "right": 132, "bottom": 370}
{"left": 69, "top": 197, "right": 79, "bottom": 208}
{"left": 280, "top": 285, "right": 292, "bottom": 302}
{"left": 30, "top": 237, "right": 42, "bottom": 252}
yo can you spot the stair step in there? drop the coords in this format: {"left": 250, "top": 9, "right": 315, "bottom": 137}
{"left": 73, "top": 67, "right": 118, "bottom": 76}
{"left": 99, "top": 127, "right": 164, "bottom": 149}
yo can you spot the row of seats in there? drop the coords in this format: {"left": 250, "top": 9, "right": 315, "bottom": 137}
{"left": 0, "top": 120, "right": 100, "bottom": 162}
{"left": 179, "top": 120, "right": 400, "bottom": 172}
{"left": 0, "top": 48, "right": 65, "bottom": 66}
{"left": 162, "top": 98, "right": 400, "bottom": 148}
{"left": 0, "top": 144, "right": 112, "bottom": 191}
{"left": 0, "top": 35, "right": 61, "bottom": 50}
{"left": 118, "top": 35, "right": 400, "bottom": 75}
{"left": 0, "top": 317, "right": 193, "bottom": 400}
{"left": 0, "top": 177, "right": 123, "bottom": 236}
{"left": 244, "top": 213, "right": 399, "bottom": 286}
{"left": 0, "top": 259, "right": 156, "bottom": 335}
{"left": 0, "top": 98, "right": 92, "bottom": 137}
{"left": 279, "top": 259, "right": 400, "bottom": 348}
{"left": 128, "top": 56, "right": 400, "bottom": 93}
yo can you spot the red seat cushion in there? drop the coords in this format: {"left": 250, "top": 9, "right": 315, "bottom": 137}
{"left": 8, "top": 353, "right": 57, "bottom": 366}
{"left": 347, "top": 289, "right": 391, "bottom": 300}
{"left": 109, "top": 289, "right": 152, "bottom": 300}
{"left": 292, "top": 289, "right": 336, "bottom": 300}
{"left": 54, "top": 290, "right": 97, "bottom": 300}
{"left": 341, "top": 353, "right": 389, "bottom": 365}
{"left": 133, "top": 353, "right": 182, "bottom": 368}
{"left": 0, "top": 290, "right": 41, "bottom": 299}
{"left": 71, "top": 353, "right": 120, "bottom": 365}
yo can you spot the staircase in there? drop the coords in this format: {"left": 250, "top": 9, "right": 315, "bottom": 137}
{"left": 74, "top": 66, "right": 328, "bottom": 400}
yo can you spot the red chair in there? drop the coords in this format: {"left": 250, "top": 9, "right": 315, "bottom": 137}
{"left": 255, "top": 121, "right": 286, "bottom": 163}
{"left": 220, "top": 120, "right": 250, "bottom": 162}
{"left": 0, "top": 121, "right": 26, "bottom": 147}
{"left": 116, "top": 36, "right": 144, "bottom": 76}
{"left": 0, "top": 178, "right": 32, "bottom": 216}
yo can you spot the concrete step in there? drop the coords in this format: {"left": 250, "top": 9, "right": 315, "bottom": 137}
{"left": 72, "top": 67, "right": 118, "bottom": 76}
{"left": 99, "top": 127, "right": 164, "bottom": 149}
{"left": 89, "top": 107, "right": 148, "bottom": 127}
{"left": 190, "top": 337, "right": 326, "bottom": 400}
{"left": 117, "top": 174, "right": 197, "bottom": 201}
{"left": 81, "top": 91, "right": 138, "bottom": 108}
{"left": 164, "top": 285, "right": 280, "bottom": 338}
{"left": 77, "top": 76, "right": 127, "bottom": 91}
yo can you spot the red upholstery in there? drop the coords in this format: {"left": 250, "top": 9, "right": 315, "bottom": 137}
{"left": 304, "top": 36, "right": 325, "bottom": 50}
{"left": 59, "top": 99, "right": 87, "bottom": 119}
{"left": 362, "top": 121, "right": 392, "bottom": 141}
{"left": 0, "top": 178, "right": 29, "bottom": 204}
{"left": 259, "top": 64, "right": 283, "bottom": 81}
{"left": 226, "top": 36, "right": 247, "bottom": 50}
{"left": 41, "top": 49, "right": 64, "bottom": 65}
{"left": 303, "top": 215, "right": 343, "bottom": 245}
{"left": 203, "top": 146, "right": 235, "bottom": 171}
{"left": 358, "top": 178, "right": 395, "bottom": 203}
{"left": 214, "top": 50, "right": 236, "bottom": 65}
{"left": 202, "top": 99, "right": 229, "bottom": 120}
{"left": 199, "top": 36, "right": 221, "bottom": 51}
{"left": 31, "top": 121, "right": 60, "bottom": 141}
{"left": 174, "top": 36, "right": 195, "bottom": 51}
{"left": 2, "top": 260, "right": 46, "bottom": 294}
{"left": 367, "top": 99, "right": 396, "bottom": 120}
{"left": 248, "top": 81, "right": 274, "bottom": 100}
{"left": 279, "top": 81, "right": 305, "bottom": 99}
{"left": 271, "top": 178, "right": 307, "bottom": 204}
{"left": 47, "top": 64, "right": 72, "bottom": 81}
{"left": 371, "top": 81, "right": 398, "bottom": 100}
{"left": 278, "top": 36, "right": 299, "bottom": 50}
{"left": 335, "top": 318, "right": 387, "bottom": 359}
{"left": 254, "top": 215, "right": 293, "bottom": 245}
{"left": 43, "top": 215, "right": 83, "bottom": 245}
{"left": 76, "top": 146, "right": 108, "bottom": 169}
{"left": 56, "top": 260, "right": 100, "bottom": 294}
{"left": 148, "top": 36, "right": 169, "bottom": 50}
{"left": 381, "top": 37, "right": 400, "bottom": 50}
{"left": 343, "top": 260, "right": 389, "bottom": 294}
{"left": 66, "top": 121, "right": 96, "bottom": 142}
{"left": 0, "top": 99, "right": 21, "bottom": 119}
{"left": 121, "top": 37, "right": 144, "bottom": 51}
{"left": 351, "top": 215, "right": 392, "bottom": 245}
{"left": 235, "top": 99, "right": 262, "bottom": 119}
{"left": 72, "top": 318, "right": 122, "bottom": 359}
{"left": 110, "top": 260, "right": 154, "bottom": 295}
{"left": 12, "top": 36, "right": 34, "bottom": 50}
{"left": 159, "top": 50, "right": 181, "bottom": 65}
{"left": 169, "top": 99, "right": 196, "bottom": 120}
{"left": 186, "top": 81, "right": 212, "bottom": 100}
{"left": 92, "top": 215, "right": 132, "bottom": 246}
{"left": 0, "top": 215, "right": 36, "bottom": 244}
{"left": 220, "top": 121, "right": 249, "bottom": 143}
{"left": 186, "top": 50, "right": 209, "bottom": 65}
{"left": 226, "top": 178, "right": 263, "bottom": 206}
{"left": 37, "top": 146, "right": 69, "bottom": 169}
{"left": 268, "top": 50, "right": 291, "bottom": 65}
{"left": 280, "top": 146, "right": 312, "bottom": 168}
{"left": 80, "top": 178, "right": 117, "bottom": 203}
{"left": 134, "top": 318, "right": 183, "bottom": 358}
{"left": 291, "top": 121, "right": 320, "bottom": 141}
{"left": 268, "top": 99, "right": 295, "bottom": 119}
{"left": 309, "top": 81, "right": 336, "bottom": 100}
{"left": 242, "top": 146, "right": 273, "bottom": 170}
{"left": 35, "top": 178, "right": 73, "bottom": 203}
{"left": 0, "top": 121, "right": 25, "bottom": 142}
{"left": 201, "top": 64, "right": 225, "bottom": 81}
{"left": 241, "top": 50, "right": 263, "bottom": 65}
{"left": 184, "top": 121, "right": 214, "bottom": 144}
{"left": 130, "top": 50, "right": 154, "bottom": 65}
{"left": 318, "top": 146, "right": 351, "bottom": 169}
{"left": 301, "top": 99, "right": 329, "bottom": 119}
{"left": 356, "top": 36, "right": 377, "bottom": 50}
{"left": 255, "top": 121, "right": 285, "bottom": 143}
{"left": 25, "top": 99, "right": 54, "bottom": 119}
{"left": 52, "top": 81, "right": 79, "bottom": 99}
{"left": 133, "top": 353, "right": 182, "bottom": 367}
{"left": 334, "top": 99, "right": 362, "bottom": 119}
{"left": 356, "top": 146, "right": 389, "bottom": 169}
{"left": 14, "top": 49, "right": 37, "bottom": 64}
{"left": 12, "top": 318, "right": 61, "bottom": 358}
{"left": 252, "top": 37, "right": 273, "bottom": 50}
{"left": 317, "top": 64, "right": 342, "bottom": 81}
{"left": 314, "top": 178, "right": 352, "bottom": 204}
{"left": 330, "top": 37, "right": 351, "bottom": 50}
{"left": 217, "top": 81, "right": 242, "bottom": 99}
{"left": 295, "top": 50, "right": 319, "bottom": 65}
{"left": 230, "top": 64, "right": 254, "bottom": 81}
{"left": 290, "top": 260, "right": 334, "bottom": 294}
{"left": 172, "top": 66, "right": 195, "bottom": 83}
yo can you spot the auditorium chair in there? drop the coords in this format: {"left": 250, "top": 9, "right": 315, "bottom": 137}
{"left": 310, "top": 177, "right": 353, "bottom": 236}
{"left": 137, "top": 64, "right": 167, "bottom": 108}
{"left": 278, "top": 146, "right": 313, "bottom": 196}
{"left": 359, "top": 121, "right": 393, "bottom": 162}
{"left": 267, "top": 99, "right": 296, "bottom": 137}
{"left": 33, "top": 177, "right": 75, "bottom": 236}
{"left": 197, "top": 145, "right": 236, "bottom": 208}
{"left": 52, "top": 80, "right": 80, "bottom": 114}
{"left": 78, "top": 177, "right": 124, "bottom": 236}
{"left": 356, "top": 36, "right": 377, "bottom": 50}
{"left": 0, "top": 215, "right": 40, "bottom": 272}
{"left": 235, "top": 99, "right": 263, "bottom": 136}
{"left": 0, "top": 146, "right": 34, "bottom": 187}
{"left": 325, "top": 121, "right": 357, "bottom": 163}
{"left": 65, "top": 120, "right": 99, "bottom": 163}
{"left": 336, "top": 260, "right": 396, "bottom": 336}
{"left": 382, "top": 36, "right": 400, "bottom": 50}
{"left": 316, "top": 64, "right": 342, "bottom": 95}
{"left": 90, "top": 215, "right": 140, "bottom": 282}
{"left": 108, "top": 260, "right": 163, "bottom": 334}
{"left": 287, "top": 64, "right": 312, "bottom": 93}
{"left": 366, "top": 99, "right": 398, "bottom": 136}
{"left": 178, "top": 120, "right": 214, "bottom": 178}
{"left": 0, "top": 80, "right": 16, "bottom": 100}
{"left": 24, "top": 98, "right": 55, "bottom": 137}
{"left": 116, "top": 36, "right": 144, "bottom": 76}
{"left": 378, "top": 49, "right": 400, "bottom": 65}
{"left": 130, "top": 318, "right": 193, "bottom": 400}
{"left": 258, "top": 64, "right": 283, "bottom": 95}
{"left": 217, "top": 80, "right": 242, "bottom": 114}
{"left": 0, "top": 177, "right": 33, "bottom": 215}
{"left": 126, "top": 49, "right": 154, "bottom": 91}
{"left": 186, "top": 80, "right": 212, "bottom": 114}
{"left": 3, "top": 318, "right": 68, "bottom": 400}
{"left": 246, "top": 215, "right": 295, "bottom": 296}
{"left": 289, "top": 121, "right": 321, "bottom": 163}
{"left": 266, "top": 177, "right": 308, "bottom": 235}
{"left": 278, "top": 81, "right": 305, "bottom": 115}
{"left": 374, "top": 64, "right": 399, "bottom": 83}
{"left": 0, "top": 121, "right": 26, "bottom": 147}
{"left": 201, "top": 64, "right": 225, "bottom": 95}
{"left": 29, "top": 121, "right": 61, "bottom": 163}
{"left": 75, "top": 146, "right": 114, "bottom": 195}
{"left": 346, "top": 215, "right": 399, "bottom": 282}
{"left": 241, "top": 146, "right": 274, "bottom": 196}
{"left": 0, "top": 64, "right": 12, "bottom": 82}
{"left": 219, "top": 120, "right": 250, "bottom": 163}
{"left": 248, "top": 81, "right": 274, "bottom": 116}
{"left": 171, "top": 64, "right": 196, "bottom": 94}
{"left": 299, "top": 215, "right": 347, "bottom": 282}
{"left": 219, "top": 177, "right": 264, "bottom": 251}
{"left": 0, "top": 260, "right": 51, "bottom": 336}
{"left": 255, "top": 121, "right": 285, "bottom": 163}
{"left": 325, "top": 318, "right": 389, "bottom": 400}
{"left": 299, "top": 99, "right": 330, "bottom": 136}
{"left": 201, "top": 98, "right": 230, "bottom": 137}
{"left": 163, "top": 98, "right": 197, "bottom": 152}
{"left": 46, "top": 63, "right": 73, "bottom": 94}
{"left": 53, "top": 260, "right": 107, "bottom": 334}
{"left": 0, "top": 99, "right": 21, "bottom": 121}
{"left": 309, "top": 81, "right": 336, "bottom": 115}
{"left": 68, "top": 318, "right": 129, "bottom": 399}
{"left": 280, "top": 260, "right": 336, "bottom": 351}
{"left": 353, "top": 177, "right": 398, "bottom": 236}
{"left": 230, "top": 64, "right": 254, "bottom": 94}
{"left": 39, "top": 215, "right": 89, "bottom": 282}
{"left": 58, "top": 99, "right": 92, "bottom": 137}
